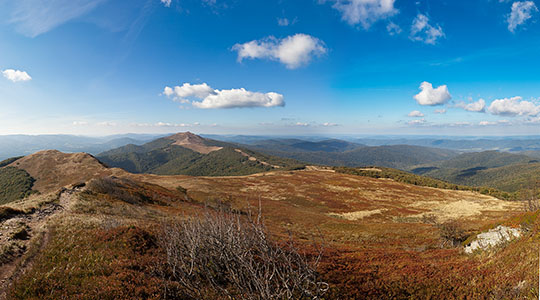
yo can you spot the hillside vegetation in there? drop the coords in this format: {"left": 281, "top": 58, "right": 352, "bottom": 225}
{"left": 245, "top": 142, "right": 458, "bottom": 169}
{"left": 334, "top": 166, "right": 515, "bottom": 200}
{"left": 414, "top": 151, "right": 540, "bottom": 193}
{"left": 0, "top": 167, "right": 35, "bottom": 205}
{"left": 98, "top": 133, "right": 305, "bottom": 176}
{"left": 0, "top": 156, "right": 23, "bottom": 168}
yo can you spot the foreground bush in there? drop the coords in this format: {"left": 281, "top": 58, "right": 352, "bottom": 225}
{"left": 157, "top": 211, "right": 328, "bottom": 300}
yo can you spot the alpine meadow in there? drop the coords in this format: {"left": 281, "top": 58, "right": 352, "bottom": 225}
{"left": 2, "top": 0, "right": 540, "bottom": 299}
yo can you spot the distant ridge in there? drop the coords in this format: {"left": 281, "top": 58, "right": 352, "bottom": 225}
{"left": 97, "top": 132, "right": 304, "bottom": 176}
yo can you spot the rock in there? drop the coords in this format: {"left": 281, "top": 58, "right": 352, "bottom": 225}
{"left": 464, "top": 225, "right": 521, "bottom": 254}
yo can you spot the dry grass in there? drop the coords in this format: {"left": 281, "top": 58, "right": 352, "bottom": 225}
{"left": 328, "top": 209, "right": 386, "bottom": 220}
{"left": 8, "top": 150, "right": 126, "bottom": 193}
{"left": 3, "top": 162, "right": 532, "bottom": 299}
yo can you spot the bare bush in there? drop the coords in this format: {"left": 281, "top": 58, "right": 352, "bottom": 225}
{"left": 156, "top": 211, "right": 327, "bottom": 299}
{"left": 437, "top": 220, "right": 467, "bottom": 248}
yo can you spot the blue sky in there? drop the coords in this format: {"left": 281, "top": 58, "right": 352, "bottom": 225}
{"left": 1, "top": 0, "right": 540, "bottom": 136}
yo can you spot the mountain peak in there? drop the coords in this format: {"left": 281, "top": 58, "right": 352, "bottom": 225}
{"left": 165, "top": 132, "right": 223, "bottom": 154}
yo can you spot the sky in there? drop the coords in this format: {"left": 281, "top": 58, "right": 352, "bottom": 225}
{"left": 1, "top": 0, "right": 540, "bottom": 136}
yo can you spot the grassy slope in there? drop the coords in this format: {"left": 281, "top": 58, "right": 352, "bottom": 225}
{"left": 0, "top": 167, "right": 35, "bottom": 205}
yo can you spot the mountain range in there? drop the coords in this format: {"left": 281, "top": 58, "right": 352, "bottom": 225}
{"left": 97, "top": 132, "right": 304, "bottom": 176}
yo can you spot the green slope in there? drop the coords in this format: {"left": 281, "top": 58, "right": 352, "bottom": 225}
{"left": 0, "top": 166, "right": 35, "bottom": 205}
{"left": 98, "top": 134, "right": 304, "bottom": 176}
{"left": 415, "top": 151, "right": 540, "bottom": 193}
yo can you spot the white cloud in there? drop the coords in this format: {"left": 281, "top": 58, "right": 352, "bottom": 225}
{"left": 322, "top": 122, "right": 339, "bottom": 126}
{"left": 162, "top": 83, "right": 285, "bottom": 109}
{"left": 7, "top": 0, "right": 106, "bottom": 37}
{"left": 326, "top": 0, "right": 397, "bottom": 29}
{"left": 232, "top": 34, "right": 327, "bottom": 69}
{"left": 407, "top": 118, "right": 426, "bottom": 125}
{"left": 295, "top": 122, "right": 309, "bottom": 127}
{"left": 456, "top": 98, "right": 486, "bottom": 112}
{"left": 386, "top": 22, "right": 402, "bottom": 35}
{"left": 434, "top": 109, "right": 446, "bottom": 114}
{"left": 479, "top": 121, "right": 497, "bottom": 126}
{"left": 507, "top": 1, "right": 538, "bottom": 32}
{"left": 407, "top": 110, "right": 424, "bottom": 117}
{"left": 160, "top": 0, "right": 172, "bottom": 7}
{"left": 488, "top": 96, "right": 540, "bottom": 116}
{"left": 164, "top": 83, "right": 215, "bottom": 100}
{"left": 413, "top": 81, "right": 451, "bottom": 106}
{"left": 72, "top": 121, "right": 88, "bottom": 126}
{"left": 2, "top": 69, "right": 32, "bottom": 82}
{"left": 410, "top": 14, "right": 444, "bottom": 44}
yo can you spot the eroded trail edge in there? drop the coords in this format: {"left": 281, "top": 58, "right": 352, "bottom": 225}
{"left": 0, "top": 188, "right": 77, "bottom": 299}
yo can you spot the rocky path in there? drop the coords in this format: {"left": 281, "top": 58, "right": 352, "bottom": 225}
{"left": 0, "top": 188, "right": 76, "bottom": 299}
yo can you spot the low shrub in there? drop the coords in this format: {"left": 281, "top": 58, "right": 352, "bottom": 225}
{"left": 438, "top": 220, "right": 468, "bottom": 247}
{"left": 157, "top": 211, "right": 328, "bottom": 299}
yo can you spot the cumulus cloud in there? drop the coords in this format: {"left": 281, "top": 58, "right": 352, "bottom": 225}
{"left": 434, "top": 109, "right": 447, "bottom": 114}
{"left": 413, "top": 81, "right": 451, "bottom": 106}
{"left": 456, "top": 98, "right": 486, "bottom": 112}
{"left": 407, "top": 110, "right": 424, "bottom": 117}
{"left": 160, "top": 0, "right": 172, "bottom": 7}
{"left": 410, "top": 14, "right": 444, "bottom": 44}
{"left": 507, "top": 1, "right": 538, "bottom": 32}
{"left": 164, "top": 83, "right": 215, "bottom": 99}
{"left": 162, "top": 83, "right": 285, "bottom": 109}
{"left": 2, "top": 69, "right": 32, "bottom": 82}
{"left": 72, "top": 121, "right": 88, "bottom": 126}
{"left": 325, "top": 0, "right": 397, "bottom": 29}
{"left": 488, "top": 96, "right": 540, "bottom": 116}
{"left": 232, "top": 34, "right": 327, "bottom": 69}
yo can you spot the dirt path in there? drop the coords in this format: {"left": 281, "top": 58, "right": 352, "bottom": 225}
{"left": 0, "top": 189, "right": 76, "bottom": 299}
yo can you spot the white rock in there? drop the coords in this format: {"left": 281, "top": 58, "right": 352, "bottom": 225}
{"left": 464, "top": 225, "right": 521, "bottom": 254}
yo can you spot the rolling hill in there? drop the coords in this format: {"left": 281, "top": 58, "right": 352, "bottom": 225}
{"left": 98, "top": 132, "right": 305, "bottom": 176}
{"left": 411, "top": 151, "right": 540, "bottom": 193}
{"left": 244, "top": 138, "right": 364, "bottom": 153}
{"left": 1, "top": 148, "right": 531, "bottom": 299}
{"left": 244, "top": 141, "right": 458, "bottom": 170}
